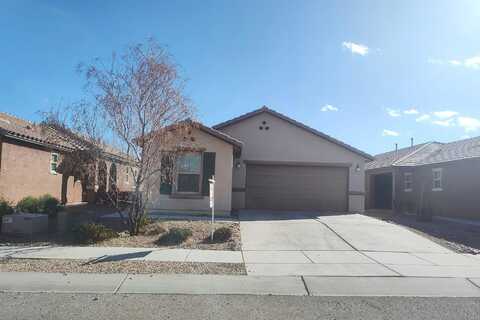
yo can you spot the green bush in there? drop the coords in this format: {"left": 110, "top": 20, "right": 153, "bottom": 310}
{"left": 16, "top": 196, "right": 40, "bottom": 213}
{"left": 38, "top": 194, "right": 60, "bottom": 215}
{"left": 157, "top": 227, "right": 192, "bottom": 245}
{"left": 211, "top": 227, "right": 232, "bottom": 242}
{"left": 0, "top": 198, "right": 14, "bottom": 217}
{"left": 73, "top": 223, "right": 118, "bottom": 244}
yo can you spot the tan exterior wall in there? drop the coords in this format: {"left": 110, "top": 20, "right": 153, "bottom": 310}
{"left": 218, "top": 112, "right": 368, "bottom": 212}
{"left": 0, "top": 140, "right": 82, "bottom": 204}
{"left": 148, "top": 128, "right": 234, "bottom": 213}
{"left": 0, "top": 139, "right": 131, "bottom": 205}
{"left": 394, "top": 158, "right": 480, "bottom": 219}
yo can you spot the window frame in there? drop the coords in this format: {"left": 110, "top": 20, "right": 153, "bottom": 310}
{"left": 403, "top": 172, "right": 413, "bottom": 192}
{"left": 432, "top": 168, "right": 443, "bottom": 191}
{"left": 50, "top": 152, "right": 59, "bottom": 175}
{"left": 174, "top": 152, "right": 203, "bottom": 194}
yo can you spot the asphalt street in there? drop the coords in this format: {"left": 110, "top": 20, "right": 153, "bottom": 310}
{"left": 0, "top": 292, "right": 479, "bottom": 320}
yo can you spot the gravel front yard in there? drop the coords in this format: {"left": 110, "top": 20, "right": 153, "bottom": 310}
{"left": 99, "top": 220, "right": 241, "bottom": 250}
{"left": 0, "top": 219, "right": 242, "bottom": 251}
{"left": 0, "top": 258, "right": 246, "bottom": 275}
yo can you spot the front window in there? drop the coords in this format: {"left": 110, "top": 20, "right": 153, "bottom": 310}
{"left": 50, "top": 153, "right": 59, "bottom": 174}
{"left": 175, "top": 152, "right": 202, "bottom": 193}
{"left": 404, "top": 172, "right": 413, "bottom": 192}
{"left": 432, "top": 168, "right": 442, "bottom": 191}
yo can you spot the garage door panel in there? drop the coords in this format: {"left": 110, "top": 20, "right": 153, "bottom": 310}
{"left": 246, "top": 164, "right": 348, "bottom": 211}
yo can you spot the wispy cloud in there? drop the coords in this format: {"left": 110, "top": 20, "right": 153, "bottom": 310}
{"left": 433, "top": 110, "right": 459, "bottom": 119}
{"left": 432, "top": 118, "right": 455, "bottom": 127}
{"left": 457, "top": 116, "right": 480, "bottom": 132}
{"left": 464, "top": 56, "right": 480, "bottom": 69}
{"left": 428, "top": 55, "right": 480, "bottom": 70}
{"left": 403, "top": 108, "right": 419, "bottom": 115}
{"left": 386, "top": 108, "right": 401, "bottom": 117}
{"left": 382, "top": 129, "right": 399, "bottom": 137}
{"left": 416, "top": 114, "right": 431, "bottom": 122}
{"left": 342, "top": 41, "right": 369, "bottom": 56}
{"left": 321, "top": 104, "right": 339, "bottom": 112}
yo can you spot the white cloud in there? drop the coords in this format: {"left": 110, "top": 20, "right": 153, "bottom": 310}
{"left": 386, "top": 108, "right": 401, "bottom": 117}
{"left": 428, "top": 56, "right": 480, "bottom": 70}
{"left": 321, "top": 104, "right": 339, "bottom": 112}
{"left": 382, "top": 129, "right": 399, "bottom": 137}
{"left": 342, "top": 41, "right": 369, "bottom": 56}
{"left": 416, "top": 114, "right": 431, "bottom": 122}
{"left": 464, "top": 56, "right": 480, "bottom": 69}
{"left": 433, "top": 110, "right": 459, "bottom": 119}
{"left": 457, "top": 116, "right": 480, "bottom": 132}
{"left": 403, "top": 108, "right": 419, "bottom": 115}
{"left": 432, "top": 118, "right": 455, "bottom": 127}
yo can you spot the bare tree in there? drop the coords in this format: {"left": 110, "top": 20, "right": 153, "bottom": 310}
{"left": 43, "top": 39, "right": 195, "bottom": 235}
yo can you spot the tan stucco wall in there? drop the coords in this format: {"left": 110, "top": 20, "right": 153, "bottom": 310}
{"left": 0, "top": 141, "right": 82, "bottom": 204}
{"left": 147, "top": 128, "right": 234, "bottom": 213}
{"left": 218, "top": 112, "right": 368, "bottom": 212}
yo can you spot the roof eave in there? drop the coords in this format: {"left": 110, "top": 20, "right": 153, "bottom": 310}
{"left": 213, "top": 106, "right": 372, "bottom": 160}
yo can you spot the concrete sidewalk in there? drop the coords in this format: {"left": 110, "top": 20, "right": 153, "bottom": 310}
{"left": 0, "top": 246, "right": 243, "bottom": 264}
{"left": 3, "top": 245, "right": 480, "bottom": 278}
{"left": 1, "top": 272, "right": 480, "bottom": 297}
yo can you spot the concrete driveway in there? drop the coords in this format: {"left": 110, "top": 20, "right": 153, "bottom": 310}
{"left": 238, "top": 211, "right": 474, "bottom": 277}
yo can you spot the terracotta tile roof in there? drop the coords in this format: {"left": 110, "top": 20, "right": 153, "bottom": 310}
{"left": 0, "top": 112, "right": 75, "bottom": 150}
{"left": 0, "top": 112, "right": 129, "bottom": 162}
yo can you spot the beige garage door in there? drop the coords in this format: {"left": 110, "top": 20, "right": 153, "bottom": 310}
{"left": 246, "top": 164, "right": 348, "bottom": 211}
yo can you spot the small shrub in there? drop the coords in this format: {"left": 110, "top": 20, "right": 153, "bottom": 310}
{"left": 141, "top": 222, "right": 166, "bottom": 236}
{"left": 211, "top": 227, "right": 232, "bottom": 242}
{"left": 16, "top": 196, "right": 40, "bottom": 213}
{"left": 38, "top": 194, "right": 60, "bottom": 215}
{"left": 0, "top": 198, "right": 14, "bottom": 217}
{"left": 157, "top": 227, "right": 192, "bottom": 245}
{"left": 73, "top": 223, "right": 118, "bottom": 244}
{"left": 138, "top": 215, "right": 152, "bottom": 230}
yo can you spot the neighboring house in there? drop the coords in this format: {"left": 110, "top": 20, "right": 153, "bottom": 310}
{"left": 366, "top": 137, "right": 480, "bottom": 219}
{"left": 0, "top": 112, "right": 132, "bottom": 205}
{"left": 149, "top": 106, "right": 372, "bottom": 214}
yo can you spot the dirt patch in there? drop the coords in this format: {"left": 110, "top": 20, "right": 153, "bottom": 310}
{"left": 98, "top": 221, "right": 242, "bottom": 251}
{"left": 0, "top": 258, "right": 246, "bottom": 275}
{"left": 365, "top": 212, "right": 480, "bottom": 254}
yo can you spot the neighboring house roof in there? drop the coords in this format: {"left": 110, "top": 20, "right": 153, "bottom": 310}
{"left": 213, "top": 106, "right": 373, "bottom": 160}
{"left": 367, "top": 136, "right": 480, "bottom": 170}
{"left": 365, "top": 142, "right": 432, "bottom": 170}
{"left": 0, "top": 112, "right": 76, "bottom": 151}
{"left": 0, "top": 112, "right": 130, "bottom": 162}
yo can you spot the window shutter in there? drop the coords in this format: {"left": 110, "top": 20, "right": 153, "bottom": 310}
{"left": 202, "top": 152, "right": 216, "bottom": 196}
{"left": 160, "top": 155, "right": 173, "bottom": 195}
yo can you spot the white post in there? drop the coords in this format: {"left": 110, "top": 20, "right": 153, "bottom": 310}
{"left": 209, "top": 176, "right": 215, "bottom": 241}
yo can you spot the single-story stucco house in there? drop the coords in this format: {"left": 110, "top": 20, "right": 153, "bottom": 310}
{"left": 149, "top": 106, "right": 373, "bottom": 215}
{"left": 366, "top": 137, "right": 480, "bottom": 219}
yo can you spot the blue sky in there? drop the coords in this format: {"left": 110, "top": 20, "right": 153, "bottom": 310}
{"left": 1, "top": 0, "right": 480, "bottom": 155}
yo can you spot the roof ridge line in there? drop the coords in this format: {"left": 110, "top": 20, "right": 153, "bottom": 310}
{"left": 391, "top": 141, "right": 436, "bottom": 166}
{"left": 213, "top": 106, "right": 373, "bottom": 160}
